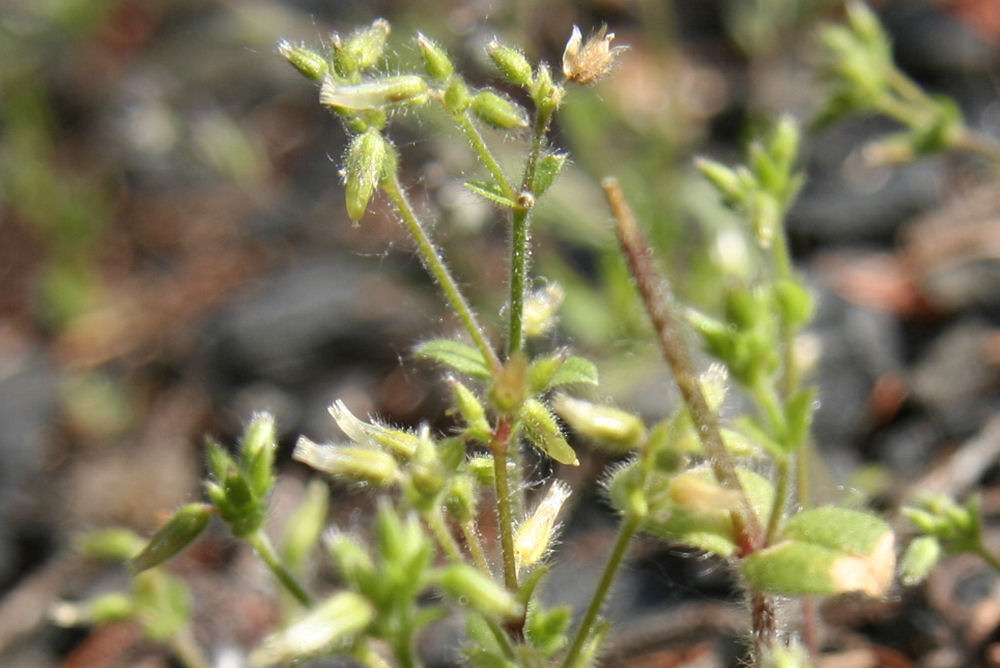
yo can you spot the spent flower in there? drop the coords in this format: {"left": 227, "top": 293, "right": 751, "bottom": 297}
{"left": 562, "top": 25, "right": 627, "bottom": 85}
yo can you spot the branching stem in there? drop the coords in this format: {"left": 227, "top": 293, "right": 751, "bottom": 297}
{"left": 246, "top": 530, "right": 313, "bottom": 607}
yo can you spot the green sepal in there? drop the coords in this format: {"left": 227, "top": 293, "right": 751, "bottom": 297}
{"left": 415, "top": 338, "right": 492, "bottom": 379}
{"left": 518, "top": 398, "right": 579, "bottom": 466}
{"left": 77, "top": 528, "right": 145, "bottom": 562}
{"left": 464, "top": 180, "right": 518, "bottom": 209}
{"left": 900, "top": 535, "right": 942, "bottom": 586}
{"left": 344, "top": 127, "right": 387, "bottom": 221}
{"left": 487, "top": 40, "right": 533, "bottom": 87}
{"left": 783, "top": 507, "right": 893, "bottom": 557}
{"left": 128, "top": 503, "right": 213, "bottom": 575}
{"left": 470, "top": 90, "right": 529, "bottom": 129}
{"left": 326, "top": 530, "right": 377, "bottom": 594}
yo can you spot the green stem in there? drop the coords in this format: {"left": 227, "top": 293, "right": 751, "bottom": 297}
{"left": 976, "top": 543, "right": 1000, "bottom": 575}
{"left": 949, "top": 125, "right": 1000, "bottom": 165}
{"left": 485, "top": 616, "right": 518, "bottom": 661}
{"left": 560, "top": 515, "right": 640, "bottom": 668}
{"left": 456, "top": 112, "right": 517, "bottom": 199}
{"left": 382, "top": 173, "right": 501, "bottom": 372}
{"left": 426, "top": 506, "right": 465, "bottom": 564}
{"left": 765, "top": 457, "right": 790, "bottom": 545}
{"left": 170, "top": 627, "right": 211, "bottom": 668}
{"left": 355, "top": 641, "right": 395, "bottom": 668}
{"left": 507, "top": 107, "right": 554, "bottom": 357}
{"left": 247, "top": 530, "right": 313, "bottom": 607}
{"left": 491, "top": 417, "right": 519, "bottom": 592}
{"left": 461, "top": 518, "right": 492, "bottom": 576}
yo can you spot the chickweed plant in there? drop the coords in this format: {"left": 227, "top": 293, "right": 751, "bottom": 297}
{"left": 55, "top": 3, "right": 1000, "bottom": 667}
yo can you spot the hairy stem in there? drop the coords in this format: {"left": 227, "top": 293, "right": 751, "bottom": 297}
{"left": 507, "top": 107, "right": 554, "bottom": 357}
{"left": 461, "top": 518, "right": 492, "bottom": 575}
{"left": 561, "top": 515, "right": 640, "bottom": 668}
{"left": 603, "top": 177, "right": 763, "bottom": 550}
{"left": 455, "top": 111, "right": 517, "bottom": 199}
{"left": 426, "top": 506, "right": 465, "bottom": 564}
{"left": 247, "top": 530, "right": 313, "bottom": 607}
{"left": 382, "top": 173, "right": 501, "bottom": 372}
{"left": 491, "top": 417, "right": 519, "bottom": 592}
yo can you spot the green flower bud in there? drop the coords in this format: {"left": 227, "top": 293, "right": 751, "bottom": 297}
{"left": 281, "top": 479, "right": 330, "bottom": 572}
{"left": 695, "top": 157, "right": 744, "bottom": 202}
{"left": 518, "top": 398, "right": 579, "bottom": 466}
{"left": 773, "top": 278, "right": 815, "bottom": 330}
{"left": 471, "top": 90, "right": 529, "bottom": 129}
{"left": 277, "top": 41, "right": 330, "bottom": 81}
{"left": 77, "top": 528, "right": 145, "bottom": 562}
{"left": 343, "top": 128, "right": 387, "bottom": 222}
{"left": 446, "top": 475, "right": 477, "bottom": 522}
{"left": 531, "top": 63, "right": 564, "bottom": 114}
{"left": 769, "top": 115, "right": 800, "bottom": 172}
{"left": 50, "top": 593, "right": 135, "bottom": 627}
{"left": 490, "top": 352, "right": 529, "bottom": 414}
{"left": 250, "top": 591, "right": 374, "bottom": 667}
{"left": 437, "top": 563, "right": 523, "bottom": 620}
{"left": 333, "top": 18, "right": 391, "bottom": 77}
{"left": 326, "top": 530, "right": 376, "bottom": 591}
{"left": 900, "top": 535, "right": 942, "bottom": 586}
{"left": 293, "top": 437, "right": 400, "bottom": 487}
{"left": 448, "top": 378, "right": 491, "bottom": 441}
{"left": 486, "top": 40, "right": 533, "bottom": 87}
{"left": 444, "top": 77, "right": 471, "bottom": 113}
{"left": 526, "top": 604, "right": 572, "bottom": 657}
{"left": 552, "top": 395, "right": 645, "bottom": 453}
{"left": 128, "top": 503, "right": 213, "bottom": 574}
{"left": 212, "top": 468, "right": 264, "bottom": 537}
{"left": 514, "top": 481, "right": 571, "bottom": 571}
{"left": 242, "top": 412, "right": 277, "bottom": 497}
{"left": 468, "top": 455, "right": 496, "bottom": 486}
{"left": 415, "top": 32, "right": 454, "bottom": 81}
{"left": 321, "top": 75, "right": 428, "bottom": 112}
{"left": 132, "top": 571, "right": 192, "bottom": 641}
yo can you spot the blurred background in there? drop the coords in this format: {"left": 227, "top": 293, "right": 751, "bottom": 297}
{"left": 1, "top": 0, "right": 1000, "bottom": 665}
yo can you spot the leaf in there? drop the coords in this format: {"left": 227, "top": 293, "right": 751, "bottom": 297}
{"left": 548, "top": 356, "right": 598, "bottom": 389}
{"left": 464, "top": 180, "right": 518, "bottom": 209}
{"left": 415, "top": 339, "right": 492, "bottom": 379}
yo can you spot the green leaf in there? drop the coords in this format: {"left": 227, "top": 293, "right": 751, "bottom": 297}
{"left": 464, "top": 180, "right": 518, "bottom": 209}
{"left": 415, "top": 339, "right": 492, "bottom": 379}
{"left": 782, "top": 387, "right": 816, "bottom": 453}
{"left": 548, "top": 356, "right": 599, "bottom": 389}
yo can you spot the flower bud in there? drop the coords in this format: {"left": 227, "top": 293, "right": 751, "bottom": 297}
{"left": 514, "top": 481, "right": 571, "bottom": 571}
{"left": 444, "top": 77, "right": 471, "bottom": 113}
{"left": 518, "top": 398, "right": 579, "bottom": 466}
{"left": 437, "top": 563, "right": 523, "bottom": 620}
{"left": 900, "top": 535, "right": 941, "bottom": 586}
{"left": 50, "top": 593, "right": 135, "bottom": 627}
{"left": 448, "top": 378, "right": 491, "bottom": 440}
{"left": 489, "top": 352, "right": 529, "bottom": 414}
{"left": 487, "top": 40, "right": 533, "bottom": 87}
{"left": 277, "top": 41, "right": 329, "bottom": 81}
{"left": 695, "top": 157, "right": 744, "bottom": 202}
{"left": 343, "top": 128, "right": 387, "bottom": 222}
{"left": 471, "top": 90, "right": 529, "bottom": 129}
{"left": 531, "top": 63, "right": 564, "bottom": 114}
{"left": 77, "top": 528, "right": 145, "bottom": 561}
{"left": 242, "top": 412, "right": 277, "bottom": 497}
{"left": 552, "top": 395, "right": 645, "bottom": 453}
{"left": 446, "top": 475, "right": 477, "bottom": 521}
{"left": 281, "top": 479, "right": 330, "bottom": 572}
{"left": 329, "top": 399, "right": 419, "bottom": 458}
{"left": 321, "top": 75, "right": 428, "bottom": 112}
{"left": 250, "top": 592, "right": 374, "bottom": 667}
{"left": 333, "top": 18, "right": 391, "bottom": 77}
{"left": 562, "top": 25, "right": 627, "bottom": 86}
{"left": 415, "top": 32, "right": 453, "bottom": 81}
{"left": 522, "top": 283, "right": 564, "bottom": 339}
{"left": 326, "top": 529, "right": 376, "bottom": 591}
{"left": 294, "top": 437, "right": 400, "bottom": 487}
{"left": 128, "top": 503, "right": 213, "bottom": 574}
{"left": 468, "top": 455, "right": 496, "bottom": 485}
